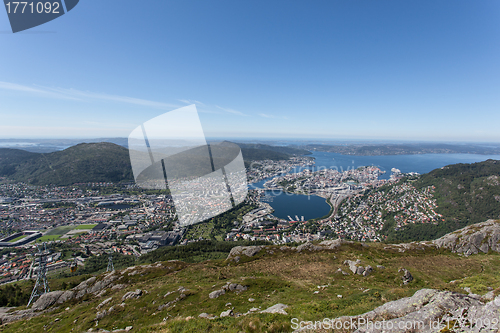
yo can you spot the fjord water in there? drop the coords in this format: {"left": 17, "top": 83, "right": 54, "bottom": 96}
{"left": 304, "top": 152, "right": 500, "bottom": 179}
{"left": 254, "top": 152, "right": 500, "bottom": 220}
{"left": 262, "top": 190, "right": 331, "bottom": 221}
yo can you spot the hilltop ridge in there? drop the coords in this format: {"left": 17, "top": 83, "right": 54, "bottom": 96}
{"left": 0, "top": 142, "right": 308, "bottom": 186}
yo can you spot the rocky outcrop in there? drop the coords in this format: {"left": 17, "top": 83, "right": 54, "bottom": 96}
{"left": 27, "top": 272, "right": 124, "bottom": 312}
{"left": 209, "top": 282, "right": 248, "bottom": 299}
{"left": 31, "top": 290, "right": 65, "bottom": 311}
{"left": 227, "top": 239, "right": 349, "bottom": 261}
{"left": 295, "top": 289, "right": 500, "bottom": 333}
{"left": 209, "top": 289, "right": 225, "bottom": 299}
{"left": 432, "top": 219, "right": 500, "bottom": 255}
{"left": 0, "top": 306, "right": 58, "bottom": 324}
{"left": 228, "top": 246, "right": 265, "bottom": 259}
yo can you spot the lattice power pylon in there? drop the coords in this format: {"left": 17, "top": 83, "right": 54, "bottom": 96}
{"left": 106, "top": 251, "right": 115, "bottom": 272}
{"left": 27, "top": 243, "right": 50, "bottom": 307}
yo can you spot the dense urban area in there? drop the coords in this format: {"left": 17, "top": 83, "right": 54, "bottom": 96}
{"left": 0, "top": 155, "right": 429, "bottom": 286}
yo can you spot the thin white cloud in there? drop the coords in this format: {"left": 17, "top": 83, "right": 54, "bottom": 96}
{"left": 0, "top": 81, "right": 81, "bottom": 101}
{"left": 0, "top": 81, "right": 254, "bottom": 119}
{"left": 42, "top": 87, "right": 180, "bottom": 109}
{"left": 215, "top": 105, "right": 249, "bottom": 117}
{"left": 259, "top": 113, "right": 288, "bottom": 120}
{"left": 0, "top": 81, "right": 180, "bottom": 109}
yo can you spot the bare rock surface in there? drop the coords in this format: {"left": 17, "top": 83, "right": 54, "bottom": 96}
{"left": 0, "top": 306, "right": 58, "bottom": 324}
{"left": 121, "top": 289, "right": 142, "bottom": 301}
{"left": 228, "top": 246, "right": 265, "bottom": 259}
{"left": 227, "top": 239, "right": 349, "bottom": 261}
{"left": 209, "top": 289, "right": 225, "bottom": 299}
{"left": 294, "top": 289, "right": 500, "bottom": 333}
{"left": 31, "top": 290, "right": 65, "bottom": 311}
{"left": 432, "top": 219, "right": 500, "bottom": 255}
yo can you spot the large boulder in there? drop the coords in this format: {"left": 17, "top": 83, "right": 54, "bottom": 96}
{"left": 261, "top": 303, "right": 288, "bottom": 315}
{"left": 227, "top": 239, "right": 350, "bottom": 261}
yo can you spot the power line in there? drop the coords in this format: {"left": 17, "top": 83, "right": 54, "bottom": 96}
{"left": 27, "top": 242, "right": 50, "bottom": 307}
{"left": 106, "top": 251, "right": 114, "bottom": 272}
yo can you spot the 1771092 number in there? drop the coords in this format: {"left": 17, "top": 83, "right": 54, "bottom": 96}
{"left": 5, "top": 2, "right": 60, "bottom": 14}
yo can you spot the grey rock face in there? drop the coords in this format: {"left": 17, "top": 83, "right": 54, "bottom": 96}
{"left": 89, "top": 273, "right": 119, "bottom": 294}
{"left": 226, "top": 239, "right": 351, "bottom": 260}
{"left": 31, "top": 291, "right": 65, "bottom": 311}
{"left": 0, "top": 307, "right": 57, "bottom": 324}
{"left": 310, "top": 289, "right": 500, "bottom": 333}
{"left": 57, "top": 290, "right": 75, "bottom": 304}
{"left": 228, "top": 246, "right": 264, "bottom": 259}
{"left": 433, "top": 219, "right": 500, "bottom": 255}
{"left": 209, "top": 282, "right": 247, "bottom": 299}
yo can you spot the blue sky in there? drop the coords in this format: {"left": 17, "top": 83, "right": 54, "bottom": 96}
{"left": 1, "top": 0, "right": 499, "bottom": 141}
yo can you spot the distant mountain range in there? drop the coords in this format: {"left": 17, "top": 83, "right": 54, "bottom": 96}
{"left": 0, "top": 142, "right": 307, "bottom": 185}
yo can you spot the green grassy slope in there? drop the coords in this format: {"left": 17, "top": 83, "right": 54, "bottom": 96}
{"left": 1, "top": 240, "right": 499, "bottom": 333}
